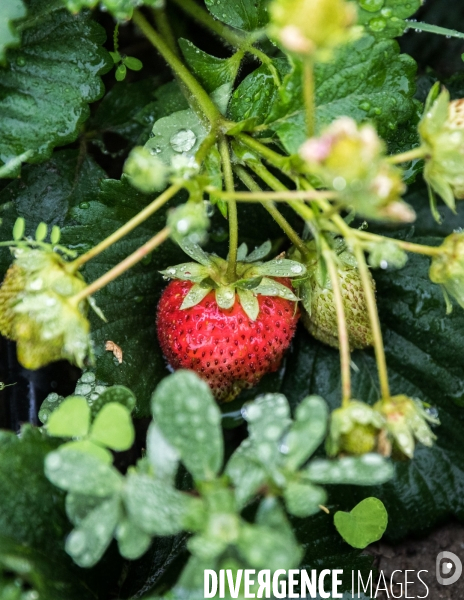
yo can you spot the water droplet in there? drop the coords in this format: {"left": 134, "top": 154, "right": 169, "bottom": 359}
{"left": 373, "top": 107, "right": 382, "bottom": 115}
{"left": 369, "top": 17, "right": 387, "bottom": 32}
{"left": 75, "top": 383, "right": 92, "bottom": 396}
{"left": 425, "top": 406, "right": 439, "bottom": 420}
{"left": 290, "top": 264, "right": 303, "bottom": 274}
{"left": 359, "top": 0, "right": 384, "bottom": 12}
{"left": 141, "top": 254, "right": 152, "bottom": 266}
{"left": 79, "top": 202, "right": 90, "bottom": 209}
{"left": 94, "top": 385, "right": 107, "bottom": 394}
{"left": 359, "top": 101, "right": 371, "bottom": 111}
{"left": 170, "top": 129, "right": 197, "bottom": 153}
{"left": 380, "top": 7, "right": 392, "bottom": 17}
{"left": 16, "top": 56, "right": 26, "bottom": 67}
{"left": 332, "top": 176, "right": 347, "bottom": 191}
{"left": 80, "top": 372, "right": 96, "bottom": 384}
{"left": 380, "top": 259, "right": 388, "bottom": 269}
{"left": 149, "top": 147, "right": 161, "bottom": 155}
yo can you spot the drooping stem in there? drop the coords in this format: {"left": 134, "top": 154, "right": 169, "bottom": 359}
{"left": 133, "top": 10, "right": 221, "bottom": 125}
{"left": 303, "top": 57, "right": 315, "bottom": 137}
{"left": 234, "top": 133, "right": 288, "bottom": 170}
{"left": 321, "top": 240, "right": 351, "bottom": 405}
{"left": 354, "top": 229, "right": 442, "bottom": 257}
{"left": 152, "top": 6, "right": 179, "bottom": 56}
{"left": 387, "top": 146, "right": 428, "bottom": 164}
{"left": 353, "top": 244, "right": 390, "bottom": 400}
{"left": 219, "top": 138, "right": 238, "bottom": 281}
{"left": 406, "top": 20, "right": 464, "bottom": 40}
{"left": 210, "top": 189, "right": 337, "bottom": 202}
{"left": 70, "top": 183, "right": 182, "bottom": 271}
{"left": 71, "top": 228, "right": 170, "bottom": 304}
{"left": 234, "top": 165, "right": 309, "bottom": 257}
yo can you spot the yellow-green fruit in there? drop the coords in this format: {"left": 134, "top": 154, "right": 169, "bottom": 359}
{"left": 339, "top": 423, "right": 378, "bottom": 455}
{"left": 0, "top": 264, "right": 25, "bottom": 339}
{"left": 302, "top": 254, "right": 374, "bottom": 350}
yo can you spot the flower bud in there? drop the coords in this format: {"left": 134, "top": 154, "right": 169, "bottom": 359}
{"left": 269, "top": 0, "right": 358, "bottom": 58}
{"left": 326, "top": 400, "right": 384, "bottom": 456}
{"left": 374, "top": 395, "right": 439, "bottom": 459}
{"left": 124, "top": 146, "right": 169, "bottom": 193}
{"left": 290, "top": 239, "right": 374, "bottom": 350}
{"left": 419, "top": 87, "right": 464, "bottom": 209}
{"left": 429, "top": 232, "right": 464, "bottom": 308}
{"left": 167, "top": 202, "right": 210, "bottom": 245}
{"left": 300, "top": 118, "right": 413, "bottom": 222}
{"left": 0, "top": 247, "right": 92, "bottom": 370}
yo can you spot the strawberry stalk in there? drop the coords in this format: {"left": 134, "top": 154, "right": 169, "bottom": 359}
{"left": 69, "top": 183, "right": 182, "bottom": 271}
{"left": 220, "top": 137, "right": 239, "bottom": 282}
{"left": 234, "top": 165, "right": 310, "bottom": 258}
{"left": 70, "top": 228, "right": 171, "bottom": 305}
{"left": 321, "top": 240, "right": 352, "bottom": 406}
{"left": 387, "top": 146, "right": 428, "bottom": 164}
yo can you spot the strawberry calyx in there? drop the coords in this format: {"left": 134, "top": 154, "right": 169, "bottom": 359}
{"left": 160, "top": 239, "right": 307, "bottom": 320}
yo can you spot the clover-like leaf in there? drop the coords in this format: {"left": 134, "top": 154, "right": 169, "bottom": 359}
{"left": 46, "top": 396, "right": 91, "bottom": 438}
{"left": 225, "top": 440, "right": 267, "bottom": 508}
{"left": 284, "top": 395, "right": 328, "bottom": 471}
{"left": 88, "top": 385, "right": 136, "bottom": 417}
{"left": 334, "top": 497, "right": 388, "bottom": 549}
{"left": 306, "top": 454, "right": 394, "bottom": 486}
{"left": 65, "top": 493, "right": 105, "bottom": 527}
{"left": 65, "top": 496, "right": 121, "bottom": 568}
{"left": 116, "top": 518, "right": 152, "bottom": 560}
{"left": 283, "top": 479, "right": 327, "bottom": 518}
{"left": 45, "top": 450, "right": 122, "bottom": 496}
{"left": 355, "top": 0, "right": 421, "bottom": 40}
{"left": 151, "top": 371, "right": 223, "bottom": 481}
{"left": 90, "top": 402, "right": 135, "bottom": 452}
{"left": 146, "top": 422, "right": 180, "bottom": 484}
{"left": 124, "top": 473, "right": 201, "bottom": 536}
{"left": 60, "top": 440, "right": 113, "bottom": 464}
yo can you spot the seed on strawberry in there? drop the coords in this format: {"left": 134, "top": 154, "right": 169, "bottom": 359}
{"left": 156, "top": 241, "right": 305, "bottom": 402}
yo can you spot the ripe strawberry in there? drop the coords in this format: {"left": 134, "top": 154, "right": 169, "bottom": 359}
{"left": 156, "top": 241, "right": 305, "bottom": 402}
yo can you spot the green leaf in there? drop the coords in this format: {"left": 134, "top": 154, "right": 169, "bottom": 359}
{"left": 146, "top": 422, "right": 180, "bottom": 483}
{"left": 66, "top": 496, "right": 121, "bottom": 567}
{"left": 355, "top": 0, "right": 421, "bottom": 39}
{"left": 115, "top": 62, "right": 127, "bottom": 81}
{"left": 205, "top": 0, "right": 269, "bottom": 31}
{"left": 151, "top": 371, "right": 223, "bottom": 481}
{"left": 45, "top": 450, "right": 122, "bottom": 496}
{"left": 145, "top": 108, "right": 207, "bottom": 166}
{"left": 284, "top": 395, "right": 329, "bottom": 471}
{"left": 89, "top": 385, "right": 136, "bottom": 417}
{"left": 66, "top": 492, "right": 106, "bottom": 526}
{"left": 90, "top": 402, "right": 135, "bottom": 451}
{"left": 237, "top": 520, "right": 301, "bottom": 571}
{"left": 46, "top": 396, "right": 91, "bottom": 438}
{"left": 334, "top": 497, "right": 388, "bottom": 549}
{"left": 116, "top": 518, "right": 152, "bottom": 560}
{"left": 124, "top": 56, "right": 143, "bottom": 71}
{"left": 283, "top": 479, "right": 327, "bottom": 518}
{"left": 123, "top": 473, "right": 199, "bottom": 536}
{"left": 178, "top": 39, "right": 240, "bottom": 94}
{"left": 0, "top": 0, "right": 26, "bottom": 65}
{"left": 62, "top": 0, "right": 135, "bottom": 20}
{"left": 306, "top": 455, "right": 394, "bottom": 486}
{"left": 0, "top": 1, "right": 111, "bottom": 172}
{"left": 225, "top": 439, "right": 267, "bottom": 508}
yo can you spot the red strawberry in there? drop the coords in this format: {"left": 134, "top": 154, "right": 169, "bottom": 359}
{"left": 157, "top": 278, "right": 300, "bottom": 402}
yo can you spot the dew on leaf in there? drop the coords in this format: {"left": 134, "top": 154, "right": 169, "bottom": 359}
{"left": 359, "top": 0, "right": 384, "bottom": 12}
{"left": 79, "top": 202, "right": 90, "bottom": 209}
{"left": 170, "top": 129, "right": 197, "bottom": 153}
{"left": 369, "top": 17, "right": 387, "bottom": 32}
{"left": 380, "top": 7, "right": 392, "bottom": 17}
{"left": 16, "top": 56, "right": 26, "bottom": 66}
{"left": 359, "top": 101, "right": 371, "bottom": 111}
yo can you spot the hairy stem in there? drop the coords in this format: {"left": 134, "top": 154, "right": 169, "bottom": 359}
{"left": 303, "top": 57, "right": 315, "bottom": 137}
{"left": 354, "top": 230, "right": 442, "bottom": 257}
{"left": 321, "top": 241, "right": 351, "bottom": 405}
{"left": 133, "top": 10, "right": 221, "bottom": 125}
{"left": 212, "top": 190, "right": 336, "bottom": 202}
{"left": 219, "top": 138, "right": 238, "bottom": 281}
{"left": 234, "top": 165, "right": 309, "bottom": 257}
{"left": 406, "top": 20, "right": 464, "bottom": 40}
{"left": 71, "top": 228, "right": 170, "bottom": 304}
{"left": 353, "top": 244, "right": 390, "bottom": 399}
{"left": 387, "top": 146, "right": 428, "bottom": 164}
{"left": 152, "top": 6, "right": 179, "bottom": 56}
{"left": 234, "top": 133, "right": 288, "bottom": 169}
{"left": 70, "top": 184, "right": 182, "bottom": 270}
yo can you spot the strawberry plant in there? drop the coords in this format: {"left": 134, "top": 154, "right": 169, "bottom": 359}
{"left": 1, "top": 0, "right": 464, "bottom": 598}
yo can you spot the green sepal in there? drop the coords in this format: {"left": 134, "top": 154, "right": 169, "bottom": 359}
{"left": 160, "top": 262, "right": 211, "bottom": 283}
{"left": 215, "top": 284, "right": 236, "bottom": 309}
{"left": 245, "top": 258, "right": 306, "bottom": 278}
{"left": 180, "top": 283, "right": 212, "bottom": 309}
{"left": 253, "top": 277, "right": 299, "bottom": 301}
{"left": 237, "top": 288, "right": 259, "bottom": 320}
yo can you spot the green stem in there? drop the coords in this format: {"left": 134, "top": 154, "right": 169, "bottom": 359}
{"left": 152, "top": 6, "right": 179, "bottom": 56}
{"left": 71, "top": 228, "right": 170, "bottom": 304}
{"left": 133, "top": 10, "right": 221, "bottom": 125}
{"left": 235, "top": 133, "right": 287, "bottom": 169}
{"left": 353, "top": 244, "right": 390, "bottom": 400}
{"left": 210, "top": 189, "right": 337, "bottom": 202}
{"left": 70, "top": 183, "right": 182, "bottom": 270}
{"left": 234, "top": 166, "right": 309, "bottom": 257}
{"left": 303, "top": 57, "right": 315, "bottom": 137}
{"left": 219, "top": 138, "right": 238, "bottom": 281}
{"left": 113, "top": 23, "right": 119, "bottom": 53}
{"left": 406, "top": 20, "right": 464, "bottom": 40}
{"left": 321, "top": 240, "right": 351, "bottom": 406}
{"left": 355, "top": 230, "right": 442, "bottom": 257}
{"left": 387, "top": 146, "right": 428, "bottom": 164}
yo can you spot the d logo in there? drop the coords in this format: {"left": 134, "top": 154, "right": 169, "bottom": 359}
{"left": 436, "top": 551, "right": 463, "bottom": 586}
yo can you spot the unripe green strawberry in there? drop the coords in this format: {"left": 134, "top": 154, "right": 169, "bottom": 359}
{"left": 339, "top": 423, "right": 378, "bottom": 455}
{"left": 0, "top": 247, "right": 93, "bottom": 370}
{"left": 290, "top": 239, "right": 374, "bottom": 350}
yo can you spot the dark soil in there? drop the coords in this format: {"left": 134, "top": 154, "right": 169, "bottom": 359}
{"left": 367, "top": 521, "right": 464, "bottom": 599}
